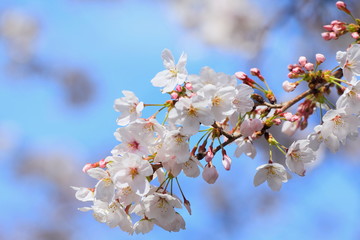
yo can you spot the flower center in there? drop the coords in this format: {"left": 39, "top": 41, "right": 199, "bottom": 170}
{"left": 128, "top": 141, "right": 140, "bottom": 150}
{"left": 129, "top": 167, "right": 139, "bottom": 179}
{"left": 187, "top": 105, "right": 198, "bottom": 117}
{"left": 169, "top": 68, "right": 178, "bottom": 78}
{"left": 331, "top": 115, "right": 344, "bottom": 126}
{"left": 212, "top": 96, "right": 222, "bottom": 106}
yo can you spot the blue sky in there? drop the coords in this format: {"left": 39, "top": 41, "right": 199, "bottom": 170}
{"left": 1, "top": 0, "right": 360, "bottom": 239}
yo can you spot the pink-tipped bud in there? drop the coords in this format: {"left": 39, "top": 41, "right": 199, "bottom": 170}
{"left": 332, "top": 25, "right": 343, "bottom": 34}
{"left": 273, "top": 119, "right": 281, "bottom": 125}
{"left": 170, "top": 92, "right": 179, "bottom": 99}
{"left": 287, "top": 72, "right": 296, "bottom": 79}
{"left": 175, "top": 85, "right": 182, "bottom": 92}
{"left": 331, "top": 20, "right": 343, "bottom": 25}
{"left": 250, "top": 67, "right": 264, "bottom": 81}
{"left": 282, "top": 80, "right": 297, "bottom": 92}
{"left": 323, "top": 24, "right": 333, "bottom": 31}
{"left": 205, "top": 146, "right": 214, "bottom": 162}
{"left": 202, "top": 162, "right": 219, "bottom": 184}
{"left": 316, "top": 53, "right": 326, "bottom": 64}
{"left": 82, "top": 163, "right": 93, "bottom": 173}
{"left": 235, "top": 71, "right": 247, "bottom": 80}
{"left": 298, "top": 56, "right": 307, "bottom": 66}
{"left": 304, "top": 62, "right": 314, "bottom": 71}
{"left": 329, "top": 32, "right": 337, "bottom": 39}
{"left": 283, "top": 112, "right": 294, "bottom": 121}
{"left": 336, "top": 1, "right": 351, "bottom": 14}
{"left": 351, "top": 32, "right": 360, "bottom": 39}
{"left": 250, "top": 68, "right": 260, "bottom": 76}
{"left": 184, "top": 199, "right": 192, "bottom": 215}
{"left": 99, "top": 159, "right": 108, "bottom": 168}
{"left": 185, "top": 82, "right": 193, "bottom": 91}
{"left": 291, "top": 115, "right": 300, "bottom": 122}
{"left": 222, "top": 150, "right": 232, "bottom": 171}
{"left": 321, "top": 32, "right": 331, "bottom": 40}
{"left": 292, "top": 66, "right": 303, "bottom": 74}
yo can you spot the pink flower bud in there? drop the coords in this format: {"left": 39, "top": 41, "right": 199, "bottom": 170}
{"left": 332, "top": 25, "right": 343, "bottom": 34}
{"left": 290, "top": 115, "right": 300, "bottom": 122}
{"left": 82, "top": 163, "right": 93, "bottom": 173}
{"left": 170, "top": 92, "right": 179, "bottom": 99}
{"left": 283, "top": 112, "right": 294, "bottom": 121}
{"left": 202, "top": 163, "right": 219, "bottom": 184}
{"left": 298, "top": 56, "right": 307, "bottom": 66}
{"left": 321, "top": 32, "right": 331, "bottom": 40}
{"left": 99, "top": 159, "right": 107, "bottom": 168}
{"left": 331, "top": 20, "right": 342, "bottom": 25}
{"left": 185, "top": 82, "right": 193, "bottom": 91}
{"left": 235, "top": 71, "right": 247, "bottom": 80}
{"left": 175, "top": 85, "right": 182, "bottom": 92}
{"left": 304, "top": 62, "right": 314, "bottom": 71}
{"left": 205, "top": 146, "right": 214, "bottom": 162}
{"left": 184, "top": 199, "right": 192, "bottom": 215}
{"left": 336, "top": 1, "right": 351, "bottom": 14}
{"left": 282, "top": 80, "right": 297, "bottom": 92}
{"left": 222, "top": 150, "right": 232, "bottom": 171}
{"left": 273, "top": 119, "right": 281, "bottom": 125}
{"left": 315, "top": 53, "right": 325, "bottom": 64}
{"left": 329, "top": 32, "right": 337, "bottom": 39}
{"left": 292, "top": 66, "right": 303, "bottom": 74}
{"left": 288, "top": 72, "right": 296, "bottom": 79}
{"left": 351, "top": 32, "right": 360, "bottom": 39}
{"left": 323, "top": 25, "right": 333, "bottom": 31}
{"left": 250, "top": 68, "right": 260, "bottom": 76}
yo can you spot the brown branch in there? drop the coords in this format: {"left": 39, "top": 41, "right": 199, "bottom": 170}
{"left": 279, "top": 88, "right": 314, "bottom": 113}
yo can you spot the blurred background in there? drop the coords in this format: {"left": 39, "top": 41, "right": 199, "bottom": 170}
{"left": 1, "top": 0, "right": 360, "bottom": 239}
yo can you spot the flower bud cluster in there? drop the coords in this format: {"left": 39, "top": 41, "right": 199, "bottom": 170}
{"left": 322, "top": 20, "right": 347, "bottom": 40}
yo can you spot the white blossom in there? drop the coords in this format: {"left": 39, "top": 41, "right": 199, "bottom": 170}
{"left": 200, "top": 84, "right": 236, "bottom": 122}
{"left": 87, "top": 168, "right": 115, "bottom": 203}
{"left": 182, "top": 156, "right": 201, "bottom": 178}
{"left": 155, "top": 128, "right": 190, "bottom": 164}
{"left": 232, "top": 84, "right": 254, "bottom": 114}
{"left": 134, "top": 218, "right": 154, "bottom": 234}
{"left": 253, "top": 163, "right": 291, "bottom": 191}
{"left": 80, "top": 200, "right": 133, "bottom": 234}
{"left": 114, "top": 90, "right": 144, "bottom": 126}
{"left": 321, "top": 108, "right": 360, "bottom": 143}
{"left": 234, "top": 137, "right": 256, "bottom": 159}
{"left": 336, "top": 44, "right": 360, "bottom": 80}
{"left": 168, "top": 95, "right": 214, "bottom": 135}
{"left": 108, "top": 153, "right": 153, "bottom": 196}
{"left": 336, "top": 78, "right": 360, "bottom": 115}
{"left": 285, "top": 140, "right": 316, "bottom": 176}
{"left": 133, "top": 192, "right": 183, "bottom": 228}
{"left": 151, "top": 49, "right": 187, "bottom": 93}
{"left": 240, "top": 118, "right": 263, "bottom": 137}
{"left": 71, "top": 186, "right": 94, "bottom": 202}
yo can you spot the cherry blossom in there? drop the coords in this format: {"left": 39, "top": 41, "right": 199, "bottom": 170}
{"left": 336, "top": 44, "right": 360, "bottom": 80}
{"left": 285, "top": 140, "right": 316, "bottom": 176}
{"left": 114, "top": 90, "right": 144, "bottom": 126}
{"left": 108, "top": 153, "right": 153, "bottom": 196}
{"left": 168, "top": 95, "right": 214, "bottom": 135}
{"left": 253, "top": 163, "right": 291, "bottom": 191}
{"left": 151, "top": 49, "right": 188, "bottom": 93}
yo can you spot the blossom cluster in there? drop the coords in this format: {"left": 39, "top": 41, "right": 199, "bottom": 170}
{"left": 73, "top": 1, "right": 360, "bottom": 234}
